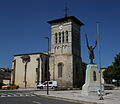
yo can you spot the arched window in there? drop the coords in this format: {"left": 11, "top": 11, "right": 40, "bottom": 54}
{"left": 93, "top": 71, "right": 96, "bottom": 81}
{"left": 66, "top": 31, "right": 68, "bottom": 42}
{"left": 59, "top": 32, "right": 61, "bottom": 43}
{"left": 58, "top": 63, "right": 64, "bottom": 78}
{"left": 62, "top": 31, "right": 64, "bottom": 43}
{"left": 55, "top": 33, "right": 57, "bottom": 44}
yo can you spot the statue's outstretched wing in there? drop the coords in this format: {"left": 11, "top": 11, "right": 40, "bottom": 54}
{"left": 85, "top": 33, "right": 90, "bottom": 50}
{"left": 93, "top": 40, "right": 97, "bottom": 49}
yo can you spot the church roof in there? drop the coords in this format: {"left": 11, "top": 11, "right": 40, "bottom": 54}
{"left": 48, "top": 16, "right": 84, "bottom": 26}
{"left": 14, "top": 52, "right": 48, "bottom": 56}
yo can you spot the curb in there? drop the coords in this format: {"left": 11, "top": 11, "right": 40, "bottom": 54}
{"left": 35, "top": 93, "right": 104, "bottom": 104}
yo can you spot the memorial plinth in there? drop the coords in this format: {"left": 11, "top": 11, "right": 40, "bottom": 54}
{"left": 82, "top": 64, "right": 100, "bottom": 96}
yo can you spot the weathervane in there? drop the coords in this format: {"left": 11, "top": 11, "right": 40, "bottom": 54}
{"left": 64, "top": 2, "right": 69, "bottom": 17}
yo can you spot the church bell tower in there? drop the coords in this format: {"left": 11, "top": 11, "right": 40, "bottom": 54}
{"left": 48, "top": 16, "right": 84, "bottom": 88}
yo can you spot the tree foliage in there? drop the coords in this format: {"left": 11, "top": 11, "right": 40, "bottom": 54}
{"left": 103, "top": 53, "right": 120, "bottom": 85}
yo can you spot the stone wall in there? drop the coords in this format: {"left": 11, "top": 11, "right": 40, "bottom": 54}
{"left": 50, "top": 55, "right": 73, "bottom": 88}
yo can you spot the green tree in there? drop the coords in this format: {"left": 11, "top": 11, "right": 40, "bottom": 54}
{"left": 103, "top": 53, "right": 120, "bottom": 86}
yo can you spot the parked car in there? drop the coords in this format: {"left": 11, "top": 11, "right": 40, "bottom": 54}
{"left": 37, "top": 81, "right": 57, "bottom": 89}
{"left": 2, "top": 83, "right": 19, "bottom": 90}
{"left": 0, "top": 83, "right": 5, "bottom": 89}
{"left": 104, "top": 84, "right": 115, "bottom": 90}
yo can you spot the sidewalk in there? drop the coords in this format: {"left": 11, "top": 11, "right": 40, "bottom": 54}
{"left": 34, "top": 89, "right": 120, "bottom": 104}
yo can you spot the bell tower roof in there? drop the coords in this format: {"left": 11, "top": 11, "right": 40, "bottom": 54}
{"left": 48, "top": 16, "right": 84, "bottom": 26}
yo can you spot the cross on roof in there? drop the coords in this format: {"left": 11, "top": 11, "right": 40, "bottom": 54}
{"left": 64, "top": 2, "right": 69, "bottom": 17}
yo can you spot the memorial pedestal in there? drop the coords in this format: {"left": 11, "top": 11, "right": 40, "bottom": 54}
{"left": 82, "top": 64, "right": 100, "bottom": 96}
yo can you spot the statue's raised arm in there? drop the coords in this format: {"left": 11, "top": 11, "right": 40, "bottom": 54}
{"left": 85, "top": 33, "right": 90, "bottom": 50}
{"left": 93, "top": 40, "right": 97, "bottom": 49}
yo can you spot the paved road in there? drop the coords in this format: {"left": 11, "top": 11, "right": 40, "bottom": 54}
{"left": 0, "top": 90, "right": 83, "bottom": 104}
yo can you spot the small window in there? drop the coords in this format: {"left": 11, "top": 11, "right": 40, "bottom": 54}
{"left": 59, "top": 32, "right": 61, "bottom": 43}
{"left": 66, "top": 31, "right": 68, "bottom": 42}
{"left": 93, "top": 71, "right": 96, "bottom": 81}
{"left": 58, "top": 63, "right": 64, "bottom": 78}
{"left": 55, "top": 33, "right": 57, "bottom": 44}
{"left": 62, "top": 31, "right": 64, "bottom": 43}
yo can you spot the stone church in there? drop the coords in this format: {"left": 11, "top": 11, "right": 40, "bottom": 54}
{"left": 48, "top": 16, "right": 84, "bottom": 88}
{"left": 11, "top": 15, "right": 86, "bottom": 88}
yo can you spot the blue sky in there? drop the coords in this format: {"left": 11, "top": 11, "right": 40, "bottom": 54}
{"left": 0, "top": 0, "right": 120, "bottom": 69}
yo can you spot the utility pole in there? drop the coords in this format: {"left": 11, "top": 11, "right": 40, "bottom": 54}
{"left": 97, "top": 23, "right": 104, "bottom": 100}
{"left": 44, "top": 37, "right": 49, "bottom": 95}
